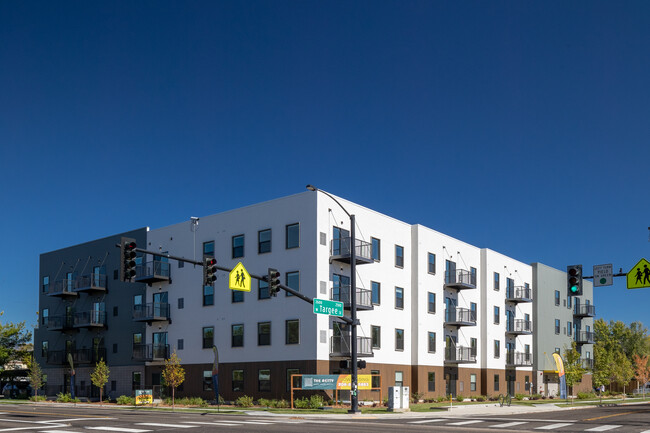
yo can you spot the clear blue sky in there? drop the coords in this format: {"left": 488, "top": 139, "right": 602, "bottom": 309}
{"left": 1, "top": 1, "right": 648, "bottom": 330}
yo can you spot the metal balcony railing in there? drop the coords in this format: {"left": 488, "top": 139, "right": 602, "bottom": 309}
{"left": 47, "top": 315, "right": 75, "bottom": 331}
{"left": 133, "top": 303, "right": 171, "bottom": 323}
{"left": 444, "top": 346, "right": 476, "bottom": 364}
{"left": 576, "top": 331, "right": 595, "bottom": 344}
{"left": 574, "top": 304, "right": 596, "bottom": 317}
{"left": 132, "top": 343, "right": 170, "bottom": 361}
{"left": 506, "top": 319, "right": 533, "bottom": 335}
{"left": 506, "top": 351, "right": 533, "bottom": 366}
{"left": 48, "top": 279, "right": 78, "bottom": 297}
{"left": 72, "top": 348, "right": 107, "bottom": 364}
{"left": 330, "top": 237, "right": 373, "bottom": 265}
{"left": 74, "top": 273, "right": 107, "bottom": 293}
{"left": 46, "top": 350, "right": 69, "bottom": 365}
{"left": 581, "top": 358, "right": 594, "bottom": 370}
{"left": 444, "top": 269, "right": 477, "bottom": 290}
{"left": 506, "top": 286, "right": 533, "bottom": 303}
{"left": 331, "top": 285, "right": 373, "bottom": 310}
{"left": 330, "top": 336, "right": 373, "bottom": 358}
{"left": 135, "top": 260, "right": 171, "bottom": 283}
{"left": 444, "top": 308, "right": 477, "bottom": 326}
{"left": 73, "top": 310, "right": 106, "bottom": 328}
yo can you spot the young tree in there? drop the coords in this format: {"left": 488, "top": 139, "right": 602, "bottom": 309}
{"left": 0, "top": 315, "right": 32, "bottom": 367}
{"left": 611, "top": 351, "right": 634, "bottom": 396}
{"left": 563, "top": 342, "right": 586, "bottom": 400}
{"left": 28, "top": 358, "right": 43, "bottom": 397}
{"left": 90, "top": 359, "right": 110, "bottom": 403}
{"left": 162, "top": 351, "right": 185, "bottom": 409}
{"left": 633, "top": 354, "right": 650, "bottom": 399}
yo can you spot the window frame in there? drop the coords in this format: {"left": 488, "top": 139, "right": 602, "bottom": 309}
{"left": 286, "top": 223, "right": 300, "bottom": 249}
{"left": 395, "top": 245, "right": 404, "bottom": 268}
{"left": 428, "top": 372, "right": 435, "bottom": 392}
{"left": 427, "top": 292, "right": 435, "bottom": 314}
{"left": 258, "top": 321, "right": 271, "bottom": 346}
{"left": 231, "top": 324, "right": 244, "bottom": 347}
{"left": 494, "top": 272, "right": 500, "bottom": 291}
{"left": 232, "top": 369, "right": 244, "bottom": 392}
{"left": 232, "top": 290, "right": 244, "bottom": 303}
{"left": 202, "top": 326, "right": 214, "bottom": 349}
{"left": 371, "top": 237, "right": 381, "bottom": 261}
{"left": 395, "top": 328, "right": 405, "bottom": 351}
{"left": 494, "top": 339, "right": 501, "bottom": 358}
{"left": 285, "top": 271, "right": 300, "bottom": 297}
{"left": 258, "top": 369, "right": 271, "bottom": 392}
{"left": 202, "top": 241, "right": 215, "bottom": 258}
{"left": 285, "top": 319, "right": 300, "bottom": 345}
{"left": 371, "top": 325, "right": 381, "bottom": 349}
{"left": 258, "top": 278, "right": 270, "bottom": 300}
{"left": 258, "top": 229, "right": 272, "bottom": 254}
{"left": 395, "top": 287, "right": 404, "bottom": 309}
{"left": 427, "top": 253, "right": 436, "bottom": 274}
{"left": 203, "top": 285, "right": 214, "bottom": 306}
{"left": 371, "top": 281, "right": 381, "bottom": 305}
{"left": 428, "top": 331, "right": 436, "bottom": 353}
{"left": 554, "top": 290, "right": 560, "bottom": 306}
{"left": 494, "top": 306, "right": 500, "bottom": 324}
{"left": 232, "top": 234, "right": 245, "bottom": 259}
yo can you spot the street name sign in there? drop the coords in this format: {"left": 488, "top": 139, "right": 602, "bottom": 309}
{"left": 229, "top": 262, "right": 251, "bottom": 292}
{"left": 593, "top": 264, "right": 613, "bottom": 287}
{"left": 627, "top": 258, "right": 650, "bottom": 289}
{"left": 313, "top": 298, "right": 344, "bottom": 317}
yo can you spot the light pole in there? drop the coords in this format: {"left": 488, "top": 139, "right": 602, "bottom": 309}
{"left": 306, "top": 185, "right": 360, "bottom": 414}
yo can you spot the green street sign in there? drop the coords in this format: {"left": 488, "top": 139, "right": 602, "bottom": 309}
{"left": 313, "top": 298, "right": 344, "bottom": 317}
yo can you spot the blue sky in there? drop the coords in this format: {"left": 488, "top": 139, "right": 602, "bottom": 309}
{"left": 1, "top": 1, "right": 648, "bottom": 330}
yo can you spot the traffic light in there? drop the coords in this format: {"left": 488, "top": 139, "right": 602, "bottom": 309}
{"left": 204, "top": 257, "right": 217, "bottom": 286}
{"left": 120, "top": 237, "right": 137, "bottom": 282}
{"left": 339, "top": 360, "right": 350, "bottom": 369}
{"left": 268, "top": 268, "right": 281, "bottom": 296}
{"left": 567, "top": 265, "right": 583, "bottom": 296}
{"left": 357, "top": 360, "right": 367, "bottom": 369}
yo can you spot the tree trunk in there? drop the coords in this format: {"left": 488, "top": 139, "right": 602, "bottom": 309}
{"left": 172, "top": 387, "right": 175, "bottom": 410}
{"left": 100, "top": 387, "right": 103, "bottom": 404}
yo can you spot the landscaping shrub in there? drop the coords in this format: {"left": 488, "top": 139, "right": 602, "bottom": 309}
{"left": 258, "top": 398, "right": 272, "bottom": 407}
{"left": 476, "top": 395, "right": 486, "bottom": 402}
{"left": 29, "top": 395, "right": 47, "bottom": 402}
{"left": 272, "top": 399, "right": 289, "bottom": 408}
{"left": 56, "top": 393, "right": 80, "bottom": 403}
{"left": 116, "top": 395, "right": 134, "bottom": 405}
{"left": 309, "top": 394, "right": 324, "bottom": 408}
{"left": 531, "top": 393, "right": 542, "bottom": 400}
{"left": 411, "top": 391, "right": 423, "bottom": 403}
{"left": 294, "top": 397, "right": 310, "bottom": 409}
{"left": 577, "top": 392, "right": 596, "bottom": 400}
{"left": 515, "top": 393, "right": 526, "bottom": 401}
{"left": 436, "top": 395, "right": 448, "bottom": 403}
{"left": 235, "top": 395, "right": 254, "bottom": 407}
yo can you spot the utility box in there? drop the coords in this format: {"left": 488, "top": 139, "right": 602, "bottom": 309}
{"left": 388, "top": 386, "right": 410, "bottom": 412}
{"left": 402, "top": 386, "right": 410, "bottom": 409}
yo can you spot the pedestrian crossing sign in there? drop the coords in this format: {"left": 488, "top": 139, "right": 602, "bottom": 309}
{"left": 627, "top": 258, "right": 650, "bottom": 289}
{"left": 229, "top": 262, "right": 251, "bottom": 292}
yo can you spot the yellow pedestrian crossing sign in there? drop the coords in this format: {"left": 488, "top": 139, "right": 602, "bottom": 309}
{"left": 627, "top": 258, "right": 650, "bottom": 289}
{"left": 229, "top": 262, "right": 251, "bottom": 292}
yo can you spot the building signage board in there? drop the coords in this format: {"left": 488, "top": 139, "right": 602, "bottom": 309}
{"left": 593, "top": 264, "right": 613, "bottom": 287}
{"left": 313, "top": 298, "right": 344, "bottom": 317}
{"left": 135, "top": 389, "right": 153, "bottom": 405}
{"left": 627, "top": 258, "right": 650, "bottom": 289}
{"left": 229, "top": 262, "right": 251, "bottom": 292}
{"left": 301, "top": 374, "right": 372, "bottom": 390}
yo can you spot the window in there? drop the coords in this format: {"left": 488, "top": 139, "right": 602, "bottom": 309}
{"left": 232, "top": 290, "right": 244, "bottom": 303}
{"left": 555, "top": 290, "right": 560, "bottom": 306}
{"left": 113, "top": 343, "right": 118, "bottom": 353}
{"left": 525, "top": 375, "right": 530, "bottom": 391}
{"left": 259, "top": 279, "right": 270, "bottom": 300}
{"left": 494, "top": 340, "right": 500, "bottom": 358}
{"left": 286, "top": 223, "right": 300, "bottom": 249}
{"left": 41, "top": 309, "right": 49, "bottom": 326}
{"left": 177, "top": 339, "right": 184, "bottom": 350}
{"left": 203, "top": 371, "right": 213, "bottom": 391}
{"left": 285, "top": 271, "right": 299, "bottom": 297}
{"left": 395, "top": 287, "right": 404, "bottom": 309}
{"left": 471, "top": 267, "right": 477, "bottom": 285}
{"left": 132, "top": 372, "right": 141, "bottom": 391}
{"left": 470, "top": 374, "right": 477, "bottom": 391}
{"left": 428, "top": 292, "right": 435, "bottom": 314}
{"left": 178, "top": 260, "right": 184, "bottom": 268}
{"left": 258, "top": 369, "right": 271, "bottom": 392}
{"left": 372, "top": 370, "right": 380, "bottom": 389}
{"left": 395, "top": 371, "right": 404, "bottom": 386}
{"left": 258, "top": 229, "right": 271, "bottom": 254}
{"left": 286, "top": 319, "right": 299, "bottom": 344}
{"left": 494, "top": 272, "right": 500, "bottom": 291}
{"left": 494, "top": 374, "right": 500, "bottom": 392}
{"left": 232, "top": 234, "right": 244, "bottom": 258}
{"left": 428, "top": 253, "right": 436, "bottom": 274}
{"left": 203, "top": 241, "right": 214, "bottom": 258}
{"left": 232, "top": 324, "right": 244, "bottom": 347}
{"left": 395, "top": 329, "right": 404, "bottom": 351}
{"left": 445, "top": 259, "right": 456, "bottom": 283}
{"left": 202, "top": 327, "right": 214, "bottom": 349}
{"left": 395, "top": 245, "right": 404, "bottom": 268}
{"left": 332, "top": 274, "right": 349, "bottom": 302}
{"left": 555, "top": 319, "right": 560, "bottom": 334}
{"left": 287, "top": 368, "right": 300, "bottom": 392}
{"left": 428, "top": 372, "right": 436, "bottom": 392}
{"left": 232, "top": 370, "right": 244, "bottom": 392}
{"left": 525, "top": 344, "right": 531, "bottom": 354}
{"left": 111, "top": 380, "right": 116, "bottom": 392}
{"left": 178, "top": 298, "right": 184, "bottom": 309}
{"left": 42, "top": 276, "right": 49, "bottom": 293}
{"left": 133, "top": 333, "right": 142, "bottom": 345}
{"left": 428, "top": 332, "right": 436, "bottom": 353}
{"left": 371, "top": 237, "right": 381, "bottom": 261}
{"left": 507, "top": 277, "right": 514, "bottom": 292}
{"left": 371, "top": 281, "right": 381, "bottom": 305}
{"left": 258, "top": 322, "right": 271, "bottom": 346}
{"left": 470, "top": 338, "right": 477, "bottom": 356}
{"left": 113, "top": 306, "right": 118, "bottom": 316}
{"left": 568, "top": 294, "right": 572, "bottom": 309}
{"left": 470, "top": 302, "right": 477, "bottom": 321}
{"left": 371, "top": 326, "right": 381, "bottom": 349}
{"left": 567, "top": 321, "right": 572, "bottom": 337}
{"left": 494, "top": 306, "right": 500, "bottom": 324}
{"left": 203, "top": 285, "right": 214, "bottom": 306}
{"left": 41, "top": 341, "right": 48, "bottom": 358}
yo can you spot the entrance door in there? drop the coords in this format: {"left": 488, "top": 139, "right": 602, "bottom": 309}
{"left": 332, "top": 227, "right": 350, "bottom": 256}
{"left": 153, "top": 292, "right": 168, "bottom": 317}
{"left": 506, "top": 370, "right": 515, "bottom": 396}
{"left": 444, "top": 367, "right": 457, "bottom": 398}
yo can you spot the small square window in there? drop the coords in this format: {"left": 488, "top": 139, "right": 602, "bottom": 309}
{"left": 203, "top": 285, "right": 214, "bottom": 306}
{"left": 232, "top": 290, "right": 244, "bottom": 303}
{"left": 178, "top": 261, "right": 184, "bottom": 268}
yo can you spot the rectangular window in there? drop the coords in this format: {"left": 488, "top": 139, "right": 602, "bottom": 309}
{"left": 285, "top": 271, "right": 299, "bottom": 296}
{"left": 428, "top": 292, "right": 435, "bottom": 314}
{"left": 258, "top": 229, "right": 271, "bottom": 254}
{"left": 286, "top": 223, "right": 300, "bottom": 249}
{"left": 203, "top": 241, "right": 214, "bottom": 258}
{"left": 286, "top": 319, "right": 299, "bottom": 344}
{"left": 177, "top": 339, "right": 184, "bottom": 350}
{"left": 395, "top": 287, "right": 404, "bottom": 309}
{"left": 132, "top": 372, "right": 141, "bottom": 391}
{"left": 395, "top": 371, "right": 404, "bottom": 386}
{"left": 494, "top": 340, "right": 500, "bottom": 358}
{"left": 232, "top": 234, "right": 244, "bottom": 258}
{"left": 428, "top": 253, "right": 436, "bottom": 274}
{"left": 428, "top": 372, "right": 435, "bottom": 392}
{"left": 494, "top": 374, "right": 500, "bottom": 392}
{"left": 232, "top": 324, "right": 244, "bottom": 347}
{"left": 232, "top": 290, "right": 244, "bottom": 303}
{"left": 258, "top": 369, "right": 271, "bottom": 392}
{"left": 494, "top": 306, "right": 500, "bottom": 324}
{"left": 41, "top": 308, "right": 49, "bottom": 326}
{"left": 232, "top": 370, "right": 244, "bottom": 392}
{"left": 258, "top": 322, "right": 271, "bottom": 346}
{"left": 470, "top": 338, "right": 477, "bottom": 356}
{"left": 42, "top": 276, "right": 49, "bottom": 293}
{"left": 428, "top": 332, "right": 436, "bottom": 353}
{"left": 470, "top": 302, "right": 477, "bottom": 321}
{"left": 178, "top": 298, "right": 184, "bottom": 309}
{"left": 567, "top": 321, "right": 572, "bottom": 337}
{"left": 203, "top": 371, "right": 212, "bottom": 391}
{"left": 555, "top": 290, "right": 560, "bottom": 306}
{"left": 371, "top": 325, "right": 381, "bottom": 349}
{"left": 259, "top": 279, "right": 270, "bottom": 300}
{"left": 113, "top": 343, "right": 118, "bottom": 353}
{"left": 113, "top": 306, "right": 118, "bottom": 317}
{"left": 111, "top": 380, "right": 116, "bottom": 392}
{"left": 471, "top": 267, "right": 477, "bottom": 285}
{"left": 41, "top": 341, "right": 48, "bottom": 358}
{"left": 178, "top": 260, "right": 184, "bottom": 268}
{"left": 203, "top": 285, "right": 214, "bottom": 306}
{"left": 567, "top": 294, "right": 572, "bottom": 309}
{"left": 287, "top": 368, "right": 300, "bottom": 392}
{"left": 555, "top": 319, "right": 560, "bottom": 334}
{"left": 371, "top": 370, "right": 380, "bottom": 389}
{"left": 470, "top": 374, "right": 477, "bottom": 391}
{"left": 494, "top": 272, "right": 500, "bottom": 291}
{"left": 371, "top": 237, "right": 381, "bottom": 261}
{"left": 371, "top": 281, "right": 381, "bottom": 305}
{"left": 395, "top": 328, "right": 404, "bottom": 351}
{"left": 395, "top": 245, "right": 404, "bottom": 268}
{"left": 202, "top": 327, "right": 214, "bottom": 349}
{"left": 507, "top": 277, "right": 514, "bottom": 291}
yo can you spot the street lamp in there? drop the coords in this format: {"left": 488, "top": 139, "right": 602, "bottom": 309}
{"left": 306, "top": 185, "right": 361, "bottom": 414}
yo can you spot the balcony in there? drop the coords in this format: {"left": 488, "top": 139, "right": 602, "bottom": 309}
{"left": 506, "top": 286, "right": 533, "bottom": 303}
{"left": 74, "top": 273, "right": 107, "bottom": 294}
{"left": 73, "top": 311, "right": 106, "bottom": 329}
{"left": 46, "top": 350, "right": 69, "bottom": 365}
{"left": 444, "top": 308, "right": 477, "bottom": 327}
{"left": 576, "top": 331, "right": 595, "bottom": 344}
{"left": 444, "top": 269, "right": 477, "bottom": 291}
{"left": 72, "top": 348, "right": 107, "bottom": 364}
{"left": 330, "top": 336, "right": 373, "bottom": 358}
{"left": 444, "top": 346, "right": 476, "bottom": 364}
{"left": 581, "top": 358, "right": 594, "bottom": 370}
{"left": 506, "top": 351, "right": 533, "bottom": 367}
{"left": 330, "top": 237, "right": 373, "bottom": 265}
{"left": 331, "top": 285, "right": 373, "bottom": 311}
{"left": 506, "top": 319, "right": 533, "bottom": 336}
{"left": 133, "top": 303, "right": 171, "bottom": 324}
{"left": 135, "top": 260, "right": 170, "bottom": 284}
{"left": 132, "top": 343, "right": 170, "bottom": 362}
{"left": 46, "top": 315, "right": 76, "bottom": 332}
{"left": 47, "top": 279, "right": 78, "bottom": 298}
{"left": 574, "top": 304, "right": 596, "bottom": 318}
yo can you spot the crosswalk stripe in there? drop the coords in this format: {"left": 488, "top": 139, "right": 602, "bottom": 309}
{"left": 136, "top": 424, "right": 197, "bottom": 428}
{"left": 215, "top": 421, "right": 274, "bottom": 425}
{"left": 535, "top": 423, "right": 574, "bottom": 430}
{"left": 489, "top": 422, "right": 528, "bottom": 428}
{"left": 408, "top": 419, "right": 445, "bottom": 424}
{"left": 447, "top": 420, "right": 483, "bottom": 426}
{"left": 585, "top": 426, "right": 622, "bottom": 432}
{"left": 182, "top": 421, "right": 241, "bottom": 426}
{"left": 86, "top": 427, "right": 151, "bottom": 432}
{"left": 40, "top": 431, "right": 84, "bottom": 433}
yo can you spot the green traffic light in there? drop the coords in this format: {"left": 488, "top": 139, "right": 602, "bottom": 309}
{"left": 571, "top": 285, "right": 578, "bottom": 293}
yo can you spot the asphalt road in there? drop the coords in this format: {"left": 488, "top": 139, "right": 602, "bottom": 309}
{"left": 0, "top": 402, "right": 648, "bottom": 433}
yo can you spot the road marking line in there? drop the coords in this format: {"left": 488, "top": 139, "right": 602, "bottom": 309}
{"left": 182, "top": 422, "right": 241, "bottom": 426}
{"left": 489, "top": 422, "right": 528, "bottom": 428}
{"left": 585, "top": 426, "right": 622, "bottom": 432}
{"left": 447, "top": 420, "right": 483, "bottom": 426}
{"left": 136, "top": 424, "right": 196, "bottom": 428}
{"left": 584, "top": 411, "right": 635, "bottom": 421}
{"left": 86, "top": 428, "right": 151, "bottom": 432}
{"left": 408, "top": 419, "right": 445, "bottom": 424}
{"left": 40, "top": 431, "right": 85, "bottom": 433}
{"left": 209, "top": 421, "right": 274, "bottom": 425}
{"left": 535, "top": 423, "right": 573, "bottom": 430}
